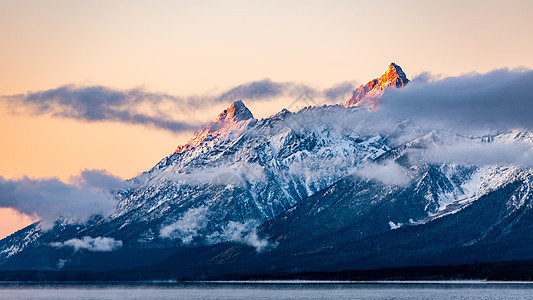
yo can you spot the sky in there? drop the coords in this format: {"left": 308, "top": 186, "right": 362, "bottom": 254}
{"left": 0, "top": 0, "right": 532, "bottom": 239}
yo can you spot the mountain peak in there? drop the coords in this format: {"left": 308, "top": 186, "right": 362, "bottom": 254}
{"left": 382, "top": 63, "right": 408, "bottom": 87}
{"left": 216, "top": 100, "right": 254, "bottom": 123}
{"left": 344, "top": 63, "right": 409, "bottom": 109}
{"left": 176, "top": 100, "right": 254, "bottom": 153}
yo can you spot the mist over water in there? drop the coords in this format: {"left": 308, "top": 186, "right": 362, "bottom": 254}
{"left": 0, "top": 282, "right": 531, "bottom": 300}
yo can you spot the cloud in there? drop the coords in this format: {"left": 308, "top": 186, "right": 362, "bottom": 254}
{"left": 0, "top": 80, "right": 349, "bottom": 133}
{"left": 0, "top": 169, "right": 123, "bottom": 229}
{"left": 323, "top": 81, "right": 356, "bottom": 102}
{"left": 160, "top": 206, "right": 209, "bottom": 243}
{"left": 216, "top": 79, "right": 288, "bottom": 102}
{"left": 410, "top": 72, "right": 444, "bottom": 84}
{"left": 375, "top": 68, "right": 533, "bottom": 134}
{"left": 159, "top": 206, "right": 273, "bottom": 252}
{"left": 3, "top": 68, "right": 531, "bottom": 135}
{"left": 355, "top": 160, "right": 411, "bottom": 186}
{"left": 415, "top": 140, "right": 533, "bottom": 167}
{"left": 68, "top": 169, "right": 124, "bottom": 190}
{"left": 50, "top": 236, "right": 122, "bottom": 252}
{"left": 2, "top": 85, "right": 201, "bottom": 133}
{"left": 208, "top": 220, "right": 272, "bottom": 253}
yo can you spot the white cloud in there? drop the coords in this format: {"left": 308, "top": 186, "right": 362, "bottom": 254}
{"left": 160, "top": 206, "right": 209, "bottom": 243}
{"left": 51, "top": 236, "right": 123, "bottom": 252}
{"left": 160, "top": 207, "right": 273, "bottom": 252}
{"left": 355, "top": 160, "right": 410, "bottom": 186}
{"left": 208, "top": 220, "right": 273, "bottom": 253}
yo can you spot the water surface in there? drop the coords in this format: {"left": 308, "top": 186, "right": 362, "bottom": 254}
{"left": 0, "top": 281, "right": 531, "bottom": 299}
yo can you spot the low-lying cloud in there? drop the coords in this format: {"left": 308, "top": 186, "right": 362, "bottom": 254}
{"left": 51, "top": 236, "right": 123, "bottom": 252}
{"left": 368, "top": 68, "right": 533, "bottom": 135}
{"left": 160, "top": 206, "right": 209, "bottom": 243}
{"left": 0, "top": 169, "right": 123, "bottom": 229}
{"left": 160, "top": 207, "right": 273, "bottom": 252}
{"left": 208, "top": 220, "right": 273, "bottom": 253}
{"left": 355, "top": 160, "right": 411, "bottom": 186}
{"left": 415, "top": 140, "right": 533, "bottom": 168}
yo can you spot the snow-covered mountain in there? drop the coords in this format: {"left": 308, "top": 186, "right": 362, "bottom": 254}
{"left": 146, "top": 129, "right": 533, "bottom": 277}
{"left": 1, "top": 63, "right": 532, "bottom": 276}
{"left": 0, "top": 96, "right": 390, "bottom": 269}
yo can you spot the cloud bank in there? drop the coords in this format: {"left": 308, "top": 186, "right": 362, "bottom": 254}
{"left": 2, "top": 67, "right": 531, "bottom": 136}
{"left": 2, "top": 85, "right": 201, "bottom": 132}
{"left": 362, "top": 68, "right": 533, "bottom": 135}
{"left": 51, "top": 236, "right": 123, "bottom": 252}
{"left": 415, "top": 140, "right": 533, "bottom": 168}
{"left": 0, "top": 80, "right": 351, "bottom": 133}
{"left": 0, "top": 169, "right": 123, "bottom": 228}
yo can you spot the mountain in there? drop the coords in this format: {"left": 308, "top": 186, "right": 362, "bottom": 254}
{"left": 137, "top": 130, "right": 533, "bottom": 279}
{"left": 1, "top": 64, "right": 532, "bottom": 279}
{"left": 0, "top": 99, "right": 390, "bottom": 270}
{"left": 343, "top": 63, "right": 409, "bottom": 109}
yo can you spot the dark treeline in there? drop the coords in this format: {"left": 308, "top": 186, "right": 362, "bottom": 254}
{"left": 0, "top": 259, "right": 531, "bottom": 282}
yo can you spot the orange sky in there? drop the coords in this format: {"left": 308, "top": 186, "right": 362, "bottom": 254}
{"left": 1, "top": 0, "right": 533, "bottom": 239}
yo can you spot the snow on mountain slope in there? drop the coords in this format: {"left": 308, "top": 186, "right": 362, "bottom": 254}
{"left": 252, "top": 129, "right": 533, "bottom": 268}
{"left": 111, "top": 103, "right": 390, "bottom": 230}
{"left": 383, "top": 128, "right": 533, "bottom": 225}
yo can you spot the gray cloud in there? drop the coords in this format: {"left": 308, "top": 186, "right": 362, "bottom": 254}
{"left": 376, "top": 68, "right": 533, "bottom": 133}
{"left": 331, "top": 68, "right": 533, "bottom": 148}
{"left": 51, "top": 236, "right": 123, "bottom": 252}
{"left": 216, "top": 79, "right": 287, "bottom": 102}
{"left": 410, "top": 72, "right": 444, "bottom": 84}
{"left": 323, "top": 81, "right": 356, "bottom": 102}
{"left": 69, "top": 169, "right": 124, "bottom": 190}
{"left": 3, "top": 85, "right": 200, "bottom": 133}
{"left": 0, "top": 80, "right": 346, "bottom": 133}
{"left": 3, "top": 68, "right": 531, "bottom": 135}
{"left": 0, "top": 169, "right": 123, "bottom": 229}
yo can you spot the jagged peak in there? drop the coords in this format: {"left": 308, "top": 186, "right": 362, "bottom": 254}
{"left": 216, "top": 100, "right": 254, "bottom": 123}
{"left": 380, "top": 63, "right": 409, "bottom": 87}
{"left": 344, "top": 63, "right": 409, "bottom": 109}
{"left": 176, "top": 100, "right": 254, "bottom": 153}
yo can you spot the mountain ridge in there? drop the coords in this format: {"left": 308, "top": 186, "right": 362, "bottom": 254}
{"left": 1, "top": 64, "right": 532, "bottom": 279}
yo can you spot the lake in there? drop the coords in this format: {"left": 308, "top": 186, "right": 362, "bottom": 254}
{"left": 0, "top": 281, "right": 531, "bottom": 299}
